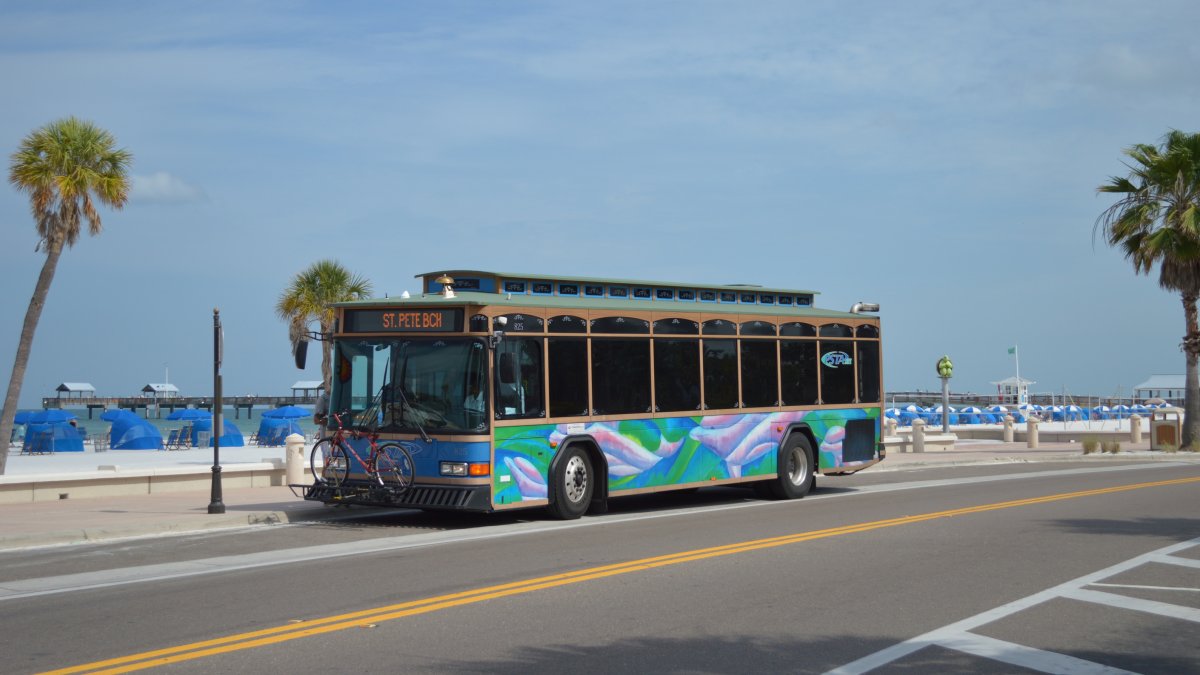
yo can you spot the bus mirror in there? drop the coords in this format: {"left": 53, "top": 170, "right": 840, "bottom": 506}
{"left": 498, "top": 352, "right": 517, "bottom": 384}
{"left": 293, "top": 338, "right": 309, "bottom": 370}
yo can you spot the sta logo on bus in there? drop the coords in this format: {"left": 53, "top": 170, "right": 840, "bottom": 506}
{"left": 821, "top": 351, "right": 853, "bottom": 368}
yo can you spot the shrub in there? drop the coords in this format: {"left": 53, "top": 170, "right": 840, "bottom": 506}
{"left": 1082, "top": 438, "right": 1100, "bottom": 455}
{"left": 1102, "top": 440, "right": 1121, "bottom": 454}
{"left": 1159, "top": 443, "right": 1178, "bottom": 454}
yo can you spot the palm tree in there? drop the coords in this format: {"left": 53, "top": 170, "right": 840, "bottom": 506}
{"left": 1097, "top": 129, "right": 1200, "bottom": 449}
{"left": 0, "top": 118, "right": 131, "bottom": 474}
{"left": 276, "top": 260, "right": 373, "bottom": 400}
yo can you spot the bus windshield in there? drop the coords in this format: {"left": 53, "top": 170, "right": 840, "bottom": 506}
{"left": 331, "top": 337, "right": 488, "bottom": 434}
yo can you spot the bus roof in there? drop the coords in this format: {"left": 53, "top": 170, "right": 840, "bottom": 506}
{"left": 337, "top": 269, "right": 862, "bottom": 318}
{"left": 414, "top": 270, "right": 819, "bottom": 297}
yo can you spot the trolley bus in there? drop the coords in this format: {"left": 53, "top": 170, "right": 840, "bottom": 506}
{"left": 296, "top": 270, "right": 883, "bottom": 518}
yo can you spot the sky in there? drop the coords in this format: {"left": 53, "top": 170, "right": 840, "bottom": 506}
{"left": 1, "top": 0, "right": 1197, "bottom": 409}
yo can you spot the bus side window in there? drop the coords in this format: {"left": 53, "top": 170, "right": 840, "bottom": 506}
{"left": 494, "top": 338, "right": 545, "bottom": 419}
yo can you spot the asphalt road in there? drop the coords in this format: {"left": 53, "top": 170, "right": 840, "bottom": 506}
{"left": 3, "top": 460, "right": 1198, "bottom": 674}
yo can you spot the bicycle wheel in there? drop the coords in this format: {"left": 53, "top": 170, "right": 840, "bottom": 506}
{"left": 311, "top": 439, "right": 349, "bottom": 486}
{"left": 373, "top": 443, "right": 415, "bottom": 489}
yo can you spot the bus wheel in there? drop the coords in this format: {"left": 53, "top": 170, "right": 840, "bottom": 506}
{"left": 549, "top": 446, "right": 593, "bottom": 520}
{"left": 767, "top": 435, "right": 814, "bottom": 500}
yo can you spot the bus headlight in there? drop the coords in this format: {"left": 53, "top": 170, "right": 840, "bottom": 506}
{"left": 440, "top": 462, "right": 491, "bottom": 477}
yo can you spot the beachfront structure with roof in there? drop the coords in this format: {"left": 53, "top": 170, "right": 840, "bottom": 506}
{"left": 141, "top": 383, "right": 180, "bottom": 399}
{"left": 1133, "top": 375, "right": 1183, "bottom": 405}
{"left": 54, "top": 383, "right": 95, "bottom": 399}
{"left": 290, "top": 380, "right": 324, "bottom": 397}
{"left": 991, "top": 376, "right": 1035, "bottom": 405}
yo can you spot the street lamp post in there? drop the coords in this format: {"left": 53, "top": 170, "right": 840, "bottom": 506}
{"left": 208, "top": 308, "right": 225, "bottom": 514}
{"left": 937, "top": 355, "right": 954, "bottom": 434}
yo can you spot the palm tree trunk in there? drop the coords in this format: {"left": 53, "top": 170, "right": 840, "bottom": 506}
{"left": 1182, "top": 292, "right": 1200, "bottom": 449}
{"left": 0, "top": 244, "right": 64, "bottom": 474}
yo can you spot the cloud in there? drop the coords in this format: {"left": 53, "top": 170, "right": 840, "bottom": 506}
{"left": 131, "top": 172, "right": 205, "bottom": 203}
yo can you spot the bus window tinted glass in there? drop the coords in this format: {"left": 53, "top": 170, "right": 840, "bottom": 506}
{"left": 548, "top": 315, "right": 587, "bottom": 333}
{"left": 591, "top": 316, "right": 650, "bottom": 334}
{"left": 495, "top": 314, "right": 543, "bottom": 333}
{"left": 548, "top": 338, "right": 589, "bottom": 417}
{"left": 780, "top": 341, "right": 818, "bottom": 405}
{"left": 740, "top": 341, "right": 777, "bottom": 407}
{"left": 704, "top": 339, "right": 738, "bottom": 410}
{"left": 857, "top": 341, "right": 881, "bottom": 403}
{"left": 780, "top": 322, "right": 816, "bottom": 337}
{"left": 653, "top": 318, "right": 699, "bottom": 335}
{"left": 856, "top": 324, "right": 879, "bottom": 338}
{"left": 819, "top": 324, "right": 853, "bottom": 338}
{"left": 591, "top": 339, "right": 650, "bottom": 414}
{"left": 820, "top": 340, "right": 855, "bottom": 404}
{"left": 494, "top": 338, "right": 544, "bottom": 419}
{"left": 702, "top": 319, "right": 736, "bottom": 335}
{"left": 655, "top": 339, "right": 700, "bottom": 412}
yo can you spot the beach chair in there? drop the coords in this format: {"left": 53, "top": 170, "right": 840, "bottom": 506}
{"left": 22, "top": 429, "right": 53, "bottom": 455}
{"left": 165, "top": 429, "right": 180, "bottom": 450}
{"left": 178, "top": 425, "right": 193, "bottom": 449}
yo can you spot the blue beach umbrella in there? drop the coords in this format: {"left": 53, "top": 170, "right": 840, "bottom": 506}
{"left": 167, "top": 408, "right": 212, "bottom": 421}
{"left": 100, "top": 409, "right": 139, "bottom": 422}
{"left": 261, "top": 405, "right": 312, "bottom": 420}
{"left": 19, "top": 409, "right": 77, "bottom": 425}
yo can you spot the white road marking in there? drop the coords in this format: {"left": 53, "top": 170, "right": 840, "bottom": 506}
{"left": 0, "top": 462, "right": 1191, "bottom": 602}
{"left": 937, "top": 632, "right": 1137, "bottom": 674}
{"left": 825, "top": 536, "right": 1200, "bottom": 674}
{"left": 1088, "top": 582, "right": 1200, "bottom": 593}
{"left": 1059, "top": 587, "right": 1200, "bottom": 623}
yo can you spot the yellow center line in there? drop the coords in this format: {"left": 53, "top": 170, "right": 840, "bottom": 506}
{"left": 42, "top": 475, "right": 1200, "bottom": 675}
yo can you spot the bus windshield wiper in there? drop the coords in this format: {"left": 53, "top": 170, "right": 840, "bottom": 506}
{"left": 394, "top": 342, "right": 432, "bottom": 443}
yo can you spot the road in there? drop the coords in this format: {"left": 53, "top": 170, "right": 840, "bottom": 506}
{"left": 2, "top": 461, "right": 1198, "bottom": 674}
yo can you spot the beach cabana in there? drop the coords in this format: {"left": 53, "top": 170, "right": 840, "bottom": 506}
{"left": 193, "top": 419, "right": 244, "bottom": 447}
{"left": 110, "top": 417, "right": 164, "bottom": 450}
{"left": 959, "top": 406, "right": 984, "bottom": 424}
{"left": 22, "top": 422, "right": 84, "bottom": 453}
{"left": 256, "top": 418, "right": 302, "bottom": 445}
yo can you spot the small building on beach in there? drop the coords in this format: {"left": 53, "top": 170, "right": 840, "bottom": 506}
{"left": 290, "top": 380, "right": 324, "bottom": 398}
{"left": 54, "top": 382, "right": 96, "bottom": 399}
{"left": 1133, "top": 375, "right": 1184, "bottom": 406}
{"left": 141, "top": 383, "right": 180, "bottom": 399}
{"left": 991, "top": 376, "right": 1035, "bottom": 405}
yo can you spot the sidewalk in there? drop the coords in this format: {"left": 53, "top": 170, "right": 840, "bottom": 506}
{"left": 1, "top": 438, "right": 1195, "bottom": 551}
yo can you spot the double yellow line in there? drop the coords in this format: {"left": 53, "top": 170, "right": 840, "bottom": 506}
{"left": 45, "top": 475, "right": 1200, "bottom": 675}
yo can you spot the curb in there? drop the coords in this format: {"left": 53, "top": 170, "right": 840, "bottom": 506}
{"left": 0, "top": 505, "right": 345, "bottom": 551}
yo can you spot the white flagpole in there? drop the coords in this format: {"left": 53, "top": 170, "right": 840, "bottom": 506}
{"left": 1014, "top": 345, "right": 1022, "bottom": 404}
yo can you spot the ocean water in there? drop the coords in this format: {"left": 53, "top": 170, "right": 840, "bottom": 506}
{"left": 13, "top": 406, "right": 320, "bottom": 441}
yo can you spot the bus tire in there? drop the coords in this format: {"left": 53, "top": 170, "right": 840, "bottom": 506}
{"left": 548, "top": 446, "right": 593, "bottom": 520}
{"left": 766, "top": 434, "right": 815, "bottom": 500}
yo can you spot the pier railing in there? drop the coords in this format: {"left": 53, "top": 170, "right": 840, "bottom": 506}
{"left": 40, "top": 395, "right": 317, "bottom": 419}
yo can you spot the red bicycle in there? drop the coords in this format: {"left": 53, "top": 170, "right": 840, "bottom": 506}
{"left": 309, "top": 413, "right": 415, "bottom": 489}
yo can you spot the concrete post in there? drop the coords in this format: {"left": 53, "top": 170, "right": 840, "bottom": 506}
{"left": 1026, "top": 417, "right": 1039, "bottom": 448}
{"left": 884, "top": 417, "right": 897, "bottom": 438}
{"left": 285, "top": 433, "right": 306, "bottom": 485}
{"left": 912, "top": 418, "right": 926, "bottom": 453}
{"left": 1003, "top": 415, "right": 1014, "bottom": 443}
{"left": 1130, "top": 414, "right": 1142, "bottom": 444}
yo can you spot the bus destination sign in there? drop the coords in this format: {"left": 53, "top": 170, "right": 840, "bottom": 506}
{"left": 344, "top": 308, "right": 463, "bottom": 333}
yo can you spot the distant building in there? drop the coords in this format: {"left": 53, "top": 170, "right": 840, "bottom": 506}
{"left": 290, "top": 380, "right": 324, "bottom": 398}
{"left": 55, "top": 382, "right": 96, "bottom": 399}
{"left": 1133, "top": 375, "right": 1184, "bottom": 405}
{"left": 141, "top": 383, "right": 180, "bottom": 399}
{"left": 991, "top": 376, "right": 1036, "bottom": 405}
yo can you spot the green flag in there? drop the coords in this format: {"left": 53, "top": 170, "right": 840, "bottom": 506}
{"left": 1008, "top": 346, "right": 1016, "bottom": 355}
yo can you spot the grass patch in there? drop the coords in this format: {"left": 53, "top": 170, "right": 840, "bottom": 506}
{"left": 1102, "top": 440, "right": 1121, "bottom": 454}
{"left": 1082, "top": 438, "right": 1100, "bottom": 455}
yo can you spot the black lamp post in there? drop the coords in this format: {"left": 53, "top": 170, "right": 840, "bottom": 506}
{"left": 208, "top": 308, "right": 225, "bottom": 514}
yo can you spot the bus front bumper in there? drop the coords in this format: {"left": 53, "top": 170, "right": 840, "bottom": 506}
{"left": 299, "top": 481, "right": 492, "bottom": 511}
